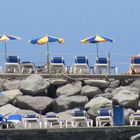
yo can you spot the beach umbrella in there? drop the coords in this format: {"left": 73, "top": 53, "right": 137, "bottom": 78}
{"left": 0, "top": 34, "right": 22, "bottom": 62}
{"left": 80, "top": 35, "right": 114, "bottom": 58}
{"left": 29, "top": 35, "right": 64, "bottom": 73}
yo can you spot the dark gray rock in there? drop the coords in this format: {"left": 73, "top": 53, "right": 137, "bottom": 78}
{"left": 84, "top": 79, "right": 109, "bottom": 89}
{"left": 56, "top": 81, "right": 82, "bottom": 97}
{"left": 85, "top": 96, "right": 112, "bottom": 109}
{"left": 20, "top": 74, "right": 50, "bottom": 96}
{"left": 2, "top": 80, "right": 21, "bottom": 90}
{"left": 13, "top": 95, "right": 53, "bottom": 114}
{"left": 81, "top": 85, "right": 102, "bottom": 99}
{"left": 105, "top": 88, "right": 113, "bottom": 93}
{"left": 109, "top": 80, "right": 120, "bottom": 89}
{"left": 52, "top": 95, "right": 88, "bottom": 112}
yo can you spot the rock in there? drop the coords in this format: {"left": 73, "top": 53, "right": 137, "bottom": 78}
{"left": 112, "top": 86, "right": 140, "bottom": 97}
{"left": 130, "top": 133, "right": 140, "bottom": 140}
{"left": 56, "top": 81, "right": 82, "bottom": 97}
{"left": 109, "top": 80, "right": 120, "bottom": 89}
{"left": 131, "top": 79, "right": 140, "bottom": 89}
{"left": 95, "top": 92, "right": 113, "bottom": 100}
{"left": 50, "top": 79, "right": 68, "bottom": 86}
{"left": 84, "top": 79, "right": 109, "bottom": 89}
{"left": 4, "top": 89, "right": 22, "bottom": 101}
{"left": 0, "top": 93, "right": 10, "bottom": 107}
{"left": 20, "top": 74, "right": 50, "bottom": 96}
{"left": 52, "top": 95, "right": 88, "bottom": 112}
{"left": 112, "top": 87, "right": 139, "bottom": 109}
{"left": 105, "top": 88, "right": 113, "bottom": 93}
{"left": 16, "top": 109, "right": 40, "bottom": 116}
{"left": 13, "top": 95, "right": 53, "bottom": 115}
{"left": 2, "top": 80, "right": 21, "bottom": 90}
{"left": 124, "top": 108, "right": 135, "bottom": 125}
{"left": 0, "top": 104, "right": 20, "bottom": 116}
{"left": 85, "top": 96, "right": 112, "bottom": 109}
{"left": 81, "top": 85, "right": 102, "bottom": 99}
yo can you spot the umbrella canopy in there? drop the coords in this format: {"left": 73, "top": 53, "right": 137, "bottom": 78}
{"left": 29, "top": 35, "right": 64, "bottom": 73}
{"left": 29, "top": 35, "right": 64, "bottom": 45}
{"left": 80, "top": 35, "right": 114, "bottom": 58}
{"left": 0, "top": 34, "right": 22, "bottom": 62}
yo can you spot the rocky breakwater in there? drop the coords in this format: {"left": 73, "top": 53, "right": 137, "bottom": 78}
{"left": 0, "top": 74, "right": 139, "bottom": 124}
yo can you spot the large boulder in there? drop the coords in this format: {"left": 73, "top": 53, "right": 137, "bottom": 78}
{"left": 84, "top": 79, "right": 109, "bottom": 89}
{"left": 4, "top": 89, "right": 22, "bottom": 101}
{"left": 13, "top": 95, "right": 53, "bottom": 114}
{"left": 0, "top": 104, "right": 20, "bottom": 116}
{"left": 52, "top": 95, "right": 88, "bottom": 112}
{"left": 112, "top": 87, "right": 139, "bottom": 109}
{"left": 81, "top": 85, "right": 102, "bottom": 99}
{"left": 2, "top": 80, "right": 21, "bottom": 90}
{"left": 131, "top": 79, "right": 140, "bottom": 89}
{"left": 56, "top": 81, "right": 82, "bottom": 97}
{"left": 20, "top": 74, "right": 50, "bottom": 96}
{"left": 85, "top": 96, "right": 112, "bottom": 109}
{"left": 95, "top": 92, "right": 113, "bottom": 100}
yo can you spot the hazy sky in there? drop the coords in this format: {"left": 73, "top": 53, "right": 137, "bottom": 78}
{"left": 0, "top": 0, "right": 139, "bottom": 73}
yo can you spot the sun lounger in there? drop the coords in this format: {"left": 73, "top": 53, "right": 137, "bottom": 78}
{"left": 96, "top": 107, "right": 113, "bottom": 127}
{"left": 49, "top": 57, "right": 68, "bottom": 74}
{"left": 129, "top": 110, "right": 140, "bottom": 126}
{"left": 71, "top": 109, "right": 93, "bottom": 127}
{"left": 20, "top": 61, "right": 37, "bottom": 74}
{"left": 23, "top": 114, "right": 41, "bottom": 128}
{"left": 70, "top": 56, "right": 90, "bottom": 74}
{"left": 5, "top": 114, "right": 22, "bottom": 128}
{"left": 44, "top": 113, "right": 65, "bottom": 128}
{"left": 5, "top": 56, "right": 20, "bottom": 73}
{"left": 94, "top": 57, "right": 117, "bottom": 74}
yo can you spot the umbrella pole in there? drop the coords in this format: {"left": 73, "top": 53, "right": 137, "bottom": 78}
{"left": 4, "top": 41, "right": 7, "bottom": 62}
{"left": 96, "top": 43, "right": 99, "bottom": 59}
{"left": 47, "top": 43, "right": 50, "bottom": 74}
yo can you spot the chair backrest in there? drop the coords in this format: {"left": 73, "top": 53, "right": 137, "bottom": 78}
{"left": 99, "top": 108, "right": 110, "bottom": 116}
{"left": 74, "top": 110, "right": 85, "bottom": 117}
{"left": 7, "top": 56, "right": 20, "bottom": 63}
{"left": 96, "top": 57, "right": 108, "bottom": 64}
{"left": 26, "top": 114, "right": 37, "bottom": 118}
{"left": 75, "top": 56, "right": 89, "bottom": 65}
{"left": 51, "top": 57, "right": 65, "bottom": 64}
{"left": 8, "top": 114, "right": 22, "bottom": 121}
{"left": 131, "top": 56, "right": 140, "bottom": 64}
{"left": 21, "top": 61, "right": 32, "bottom": 64}
{"left": 0, "top": 114, "right": 4, "bottom": 122}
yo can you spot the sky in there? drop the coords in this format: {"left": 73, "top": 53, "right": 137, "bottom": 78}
{"left": 0, "top": 0, "right": 140, "bottom": 73}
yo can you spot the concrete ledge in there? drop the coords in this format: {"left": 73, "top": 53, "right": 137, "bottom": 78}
{"left": 0, "top": 73, "right": 139, "bottom": 80}
{"left": 0, "top": 126, "right": 139, "bottom": 140}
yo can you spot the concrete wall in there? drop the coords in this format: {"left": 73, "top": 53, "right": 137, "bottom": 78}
{"left": 0, "top": 126, "right": 140, "bottom": 140}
